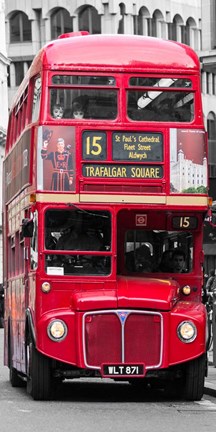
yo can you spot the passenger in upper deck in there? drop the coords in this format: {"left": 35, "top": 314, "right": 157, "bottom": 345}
{"left": 71, "top": 96, "right": 89, "bottom": 119}
{"left": 71, "top": 101, "right": 85, "bottom": 119}
{"left": 52, "top": 103, "right": 64, "bottom": 119}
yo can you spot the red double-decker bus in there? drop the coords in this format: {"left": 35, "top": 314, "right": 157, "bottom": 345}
{"left": 2, "top": 33, "right": 210, "bottom": 400}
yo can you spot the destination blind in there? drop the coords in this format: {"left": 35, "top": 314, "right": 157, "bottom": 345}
{"left": 112, "top": 132, "right": 163, "bottom": 161}
{"left": 82, "top": 164, "right": 163, "bottom": 178}
{"left": 82, "top": 131, "right": 163, "bottom": 179}
{"left": 82, "top": 131, "right": 163, "bottom": 162}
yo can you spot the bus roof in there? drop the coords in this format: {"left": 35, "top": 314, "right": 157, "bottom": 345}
{"left": 40, "top": 34, "right": 199, "bottom": 73}
{"left": 12, "top": 34, "right": 200, "bottom": 108}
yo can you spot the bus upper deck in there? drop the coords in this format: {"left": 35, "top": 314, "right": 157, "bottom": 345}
{"left": 5, "top": 35, "right": 208, "bottom": 211}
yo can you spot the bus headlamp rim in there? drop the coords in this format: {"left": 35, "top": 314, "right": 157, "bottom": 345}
{"left": 47, "top": 319, "right": 68, "bottom": 341}
{"left": 177, "top": 320, "right": 197, "bottom": 343}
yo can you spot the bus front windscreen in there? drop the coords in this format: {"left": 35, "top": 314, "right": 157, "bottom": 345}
{"left": 44, "top": 208, "right": 111, "bottom": 276}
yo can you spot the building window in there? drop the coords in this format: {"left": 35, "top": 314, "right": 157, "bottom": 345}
{"left": 213, "top": 74, "right": 216, "bottom": 95}
{"left": 118, "top": 3, "right": 126, "bottom": 34}
{"left": 10, "top": 11, "right": 32, "bottom": 42}
{"left": 14, "top": 62, "right": 24, "bottom": 86}
{"left": 13, "top": 61, "right": 31, "bottom": 87}
{"left": 51, "top": 8, "right": 73, "bottom": 40}
{"left": 79, "top": 6, "right": 101, "bottom": 34}
{"left": 206, "top": 72, "right": 210, "bottom": 94}
{"left": 134, "top": 7, "right": 150, "bottom": 35}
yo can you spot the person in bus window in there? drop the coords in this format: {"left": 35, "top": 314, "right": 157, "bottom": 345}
{"left": 171, "top": 248, "right": 187, "bottom": 273}
{"left": 126, "top": 244, "right": 153, "bottom": 273}
{"left": 52, "top": 103, "right": 64, "bottom": 119}
{"left": 72, "top": 102, "right": 84, "bottom": 119}
{"left": 156, "top": 250, "right": 173, "bottom": 272}
{"left": 41, "top": 137, "right": 73, "bottom": 191}
{"left": 72, "top": 95, "right": 89, "bottom": 119}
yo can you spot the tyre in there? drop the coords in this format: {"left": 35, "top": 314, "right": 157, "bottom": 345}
{"left": 183, "top": 354, "right": 206, "bottom": 401}
{"left": 26, "top": 340, "right": 52, "bottom": 400}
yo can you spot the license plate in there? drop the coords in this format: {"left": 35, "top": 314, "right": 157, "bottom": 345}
{"left": 102, "top": 364, "right": 145, "bottom": 377}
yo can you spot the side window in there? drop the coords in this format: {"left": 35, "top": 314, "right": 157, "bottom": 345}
{"left": 32, "top": 76, "right": 41, "bottom": 122}
{"left": 30, "top": 211, "right": 38, "bottom": 270}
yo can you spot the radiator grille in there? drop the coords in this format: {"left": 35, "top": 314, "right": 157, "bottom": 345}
{"left": 83, "top": 310, "right": 162, "bottom": 369}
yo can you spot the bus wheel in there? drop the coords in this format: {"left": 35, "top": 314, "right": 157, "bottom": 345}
{"left": 26, "top": 340, "right": 52, "bottom": 400}
{"left": 183, "top": 354, "right": 206, "bottom": 401}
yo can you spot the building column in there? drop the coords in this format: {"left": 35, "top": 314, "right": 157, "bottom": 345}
{"left": 189, "top": 27, "right": 195, "bottom": 49}
{"left": 209, "top": 73, "right": 213, "bottom": 95}
{"left": 31, "top": 19, "right": 41, "bottom": 53}
{"left": 124, "top": 14, "right": 134, "bottom": 34}
{"left": 72, "top": 14, "right": 79, "bottom": 32}
{"left": 9, "top": 62, "right": 15, "bottom": 88}
{"left": 202, "top": 70, "right": 207, "bottom": 94}
{"left": 176, "top": 24, "right": 182, "bottom": 42}
{"left": 44, "top": 17, "right": 51, "bottom": 44}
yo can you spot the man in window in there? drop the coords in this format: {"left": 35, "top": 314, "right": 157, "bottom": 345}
{"left": 172, "top": 248, "right": 187, "bottom": 273}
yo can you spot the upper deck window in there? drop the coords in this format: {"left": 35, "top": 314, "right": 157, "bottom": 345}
{"left": 52, "top": 75, "right": 116, "bottom": 86}
{"left": 129, "top": 77, "right": 192, "bottom": 88}
{"left": 127, "top": 90, "right": 194, "bottom": 122}
{"left": 50, "top": 88, "right": 117, "bottom": 120}
{"left": 128, "top": 76, "right": 194, "bottom": 122}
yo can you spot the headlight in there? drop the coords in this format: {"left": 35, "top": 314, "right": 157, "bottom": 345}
{"left": 177, "top": 321, "right": 197, "bottom": 343}
{"left": 41, "top": 282, "right": 51, "bottom": 293}
{"left": 47, "top": 320, "right": 68, "bottom": 341}
{"left": 182, "top": 285, "right": 191, "bottom": 296}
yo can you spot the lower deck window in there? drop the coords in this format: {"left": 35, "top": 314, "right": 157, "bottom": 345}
{"left": 44, "top": 208, "right": 111, "bottom": 276}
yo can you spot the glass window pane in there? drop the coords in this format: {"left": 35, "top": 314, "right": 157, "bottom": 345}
{"left": 52, "top": 75, "right": 116, "bottom": 86}
{"left": 22, "top": 13, "right": 32, "bottom": 41}
{"left": 125, "top": 229, "right": 193, "bottom": 273}
{"left": 129, "top": 77, "right": 192, "bottom": 88}
{"left": 14, "top": 62, "right": 24, "bottom": 86}
{"left": 127, "top": 90, "right": 194, "bottom": 122}
{"left": 44, "top": 209, "right": 111, "bottom": 275}
{"left": 50, "top": 88, "right": 117, "bottom": 119}
{"left": 10, "top": 13, "right": 20, "bottom": 42}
